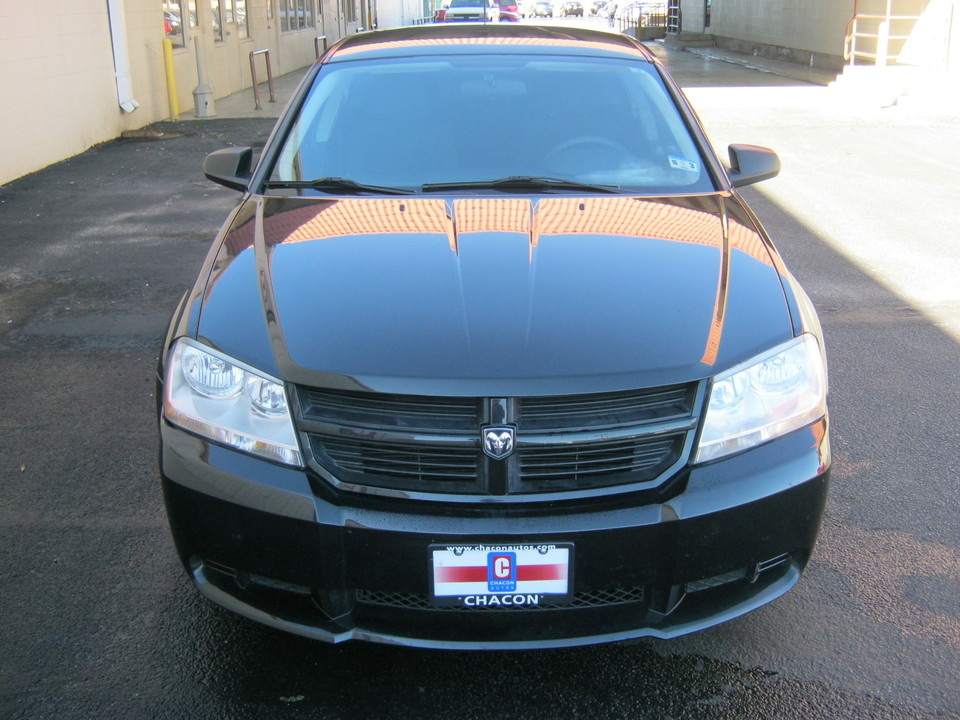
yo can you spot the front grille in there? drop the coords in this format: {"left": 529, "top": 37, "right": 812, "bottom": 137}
{"left": 520, "top": 386, "right": 694, "bottom": 429}
{"left": 317, "top": 436, "right": 483, "bottom": 494}
{"left": 519, "top": 435, "right": 682, "bottom": 487}
{"left": 356, "top": 585, "right": 645, "bottom": 611}
{"left": 321, "top": 438, "right": 479, "bottom": 480}
{"left": 302, "top": 391, "right": 479, "bottom": 432}
{"left": 297, "top": 383, "right": 701, "bottom": 499}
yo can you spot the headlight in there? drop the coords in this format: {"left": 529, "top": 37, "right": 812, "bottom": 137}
{"left": 694, "top": 334, "right": 827, "bottom": 463}
{"left": 163, "top": 338, "right": 303, "bottom": 466}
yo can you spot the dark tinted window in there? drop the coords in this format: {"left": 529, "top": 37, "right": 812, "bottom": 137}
{"left": 271, "top": 53, "right": 714, "bottom": 194}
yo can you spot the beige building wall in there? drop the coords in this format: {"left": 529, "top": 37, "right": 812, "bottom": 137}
{"left": 0, "top": 0, "right": 363, "bottom": 185}
{"left": 1, "top": 1, "right": 125, "bottom": 186}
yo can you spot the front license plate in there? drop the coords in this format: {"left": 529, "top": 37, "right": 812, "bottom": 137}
{"left": 430, "top": 542, "right": 573, "bottom": 608}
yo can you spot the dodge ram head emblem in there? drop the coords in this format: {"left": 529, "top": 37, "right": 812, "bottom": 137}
{"left": 482, "top": 426, "right": 516, "bottom": 460}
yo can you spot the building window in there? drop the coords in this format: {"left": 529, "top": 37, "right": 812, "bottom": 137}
{"left": 280, "top": 0, "right": 315, "bottom": 31}
{"left": 211, "top": 0, "right": 224, "bottom": 41}
{"left": 236, "top": 0, "right": 249, "bottom": 38}
{"left": 343, "top": 0, "right": 357, "bottom": 24}
{"left": 163, "top": 1, "right": 187, "bottom": 47}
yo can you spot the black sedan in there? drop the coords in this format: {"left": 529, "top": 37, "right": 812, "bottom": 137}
{"left": 158, "top": 23, "right": 830, "bottom": 649}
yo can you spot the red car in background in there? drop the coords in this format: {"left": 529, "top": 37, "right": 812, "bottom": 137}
{"left": 498, "top": 0, "right": 521, "bottom": 21}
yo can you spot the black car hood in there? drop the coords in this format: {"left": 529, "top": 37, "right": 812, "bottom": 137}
{"left": 197, "top": 194, "right": 792, "bottom": 396}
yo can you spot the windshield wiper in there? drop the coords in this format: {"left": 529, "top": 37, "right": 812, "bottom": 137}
{"left": 264, "top": 177, "right": 415, "bottom": 195}
{"left": 421, "top": 176, "right": 621, "bottom": 194}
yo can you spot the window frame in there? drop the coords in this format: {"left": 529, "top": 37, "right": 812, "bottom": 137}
{"left": 279, "top": 0, "right": 316, "bottom": 32}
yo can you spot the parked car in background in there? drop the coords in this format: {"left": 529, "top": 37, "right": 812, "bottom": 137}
{"left": 161, "top": 23, "right": 830, "bottom": 650}
{"left": 498, "top": 0, "right": 521, "bottom": 21}
{"left": 441, "top": 0, "right": 500, "bottom": 22}
{"left": 588, "top": 0, "right": 607, "bottom": 15}
{"left": 531, "top": 0, "right": 554, "bottom": 16}
{"left": 561, "top": 1, "right": 583, "bottom": 15}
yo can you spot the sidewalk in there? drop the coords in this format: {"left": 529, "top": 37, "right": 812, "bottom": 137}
{"left": 179, "top": 67, "right": 309, "bottom": 120}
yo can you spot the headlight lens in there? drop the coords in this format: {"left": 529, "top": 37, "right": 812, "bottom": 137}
{"left": 163, "top": 338, "right": 303, "bottom": 466}
{"left": 694, "top": 334, "right": 827, "bottom": 463}
{"left": 181, "top": 345, "right": 244, "bottom": 397}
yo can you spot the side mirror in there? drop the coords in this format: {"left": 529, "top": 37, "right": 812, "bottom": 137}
{"left": 727, "top": 144, "right": 780, "bottom": 188}
{"left": 203, "top": 147, "right": 254, "bottom": 192}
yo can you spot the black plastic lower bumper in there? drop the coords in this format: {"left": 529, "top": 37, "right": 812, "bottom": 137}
{"left": 160, "top": 419, "right": 829, "bottom": 649}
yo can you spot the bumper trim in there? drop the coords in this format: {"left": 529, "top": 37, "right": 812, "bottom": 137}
{"left": 192, "top": 561, "right": 801, "bottom": 650}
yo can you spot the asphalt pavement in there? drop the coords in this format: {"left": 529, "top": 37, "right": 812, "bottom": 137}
{"left": 1, "top": 29, "right": 959, "bottom": 720}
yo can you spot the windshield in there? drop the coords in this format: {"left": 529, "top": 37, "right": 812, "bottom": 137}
{"left": 270, "top": 53, "right": 715, "bottom": 195}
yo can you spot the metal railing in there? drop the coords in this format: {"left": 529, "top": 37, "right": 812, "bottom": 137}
{"left": 844, "top": 1, "right": 924, "bottom": 65}
{"left": 248, "top": 49, "right": 275, "bottom": 110}
{"left": 616, "top": 2, "right": 667, "bottom": 36}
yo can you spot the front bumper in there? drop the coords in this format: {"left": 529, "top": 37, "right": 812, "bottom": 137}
{"left": 160, "top": 419, "right": 829, "bottom": 649}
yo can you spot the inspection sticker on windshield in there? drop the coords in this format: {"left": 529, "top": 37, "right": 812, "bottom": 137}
{"left": 669, "top": 156, "right": 699, "bottom": 172}
{"left": 430, "top": 543, "right": 572, "bottom": 607}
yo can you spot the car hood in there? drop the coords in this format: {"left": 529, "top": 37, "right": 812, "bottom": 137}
{"left": 197, "top": 194, "right": 793, "bottom": 396}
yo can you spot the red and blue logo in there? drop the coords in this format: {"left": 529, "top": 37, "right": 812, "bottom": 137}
{"left": 487, "top": 552, "right": 517, "bottom": 592}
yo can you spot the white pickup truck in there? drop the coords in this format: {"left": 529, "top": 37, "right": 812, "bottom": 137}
{"left": 442, "top": 0, "right": 501, "bottom": 22}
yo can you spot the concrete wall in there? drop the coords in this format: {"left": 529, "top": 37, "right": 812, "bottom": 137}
{"left": 709, "top": 0, "right": 853, "bottom": 59}
{"left": 678, "top": 0, "right": 706, "bottom": 34}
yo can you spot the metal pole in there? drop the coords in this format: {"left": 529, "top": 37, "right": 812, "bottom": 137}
{"left": 248, "top": 49, "right": 276, "bottom": 111}
{"left": 947, "top": 1, "right": 958, "bottom": 73}
{"left": 192, "top": 36, "right": 216, "bottom": 117}
{"left": 162, "top": 37, "right": 180, "bottom": 121}
{"left": 877, "top": 19, "right": 890, "bottom": 66}
{"left": 265, "top": 54, "right": 276, "bottom": 104}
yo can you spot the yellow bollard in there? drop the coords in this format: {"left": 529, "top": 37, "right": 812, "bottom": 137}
{"left": 162, "top": 37, "right": 180, "bottom": 121}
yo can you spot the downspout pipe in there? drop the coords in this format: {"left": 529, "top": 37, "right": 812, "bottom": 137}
{"left": 107, "top": 0, "right": 140, "bottom": 113}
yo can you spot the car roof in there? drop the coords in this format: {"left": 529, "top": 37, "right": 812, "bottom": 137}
{"left": 324, "top": 24, "right": 658, "bottom": 64}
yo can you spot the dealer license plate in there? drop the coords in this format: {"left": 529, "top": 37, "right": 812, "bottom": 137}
{"left": 430, "top": 542, "right": 573, "bottom": 608}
